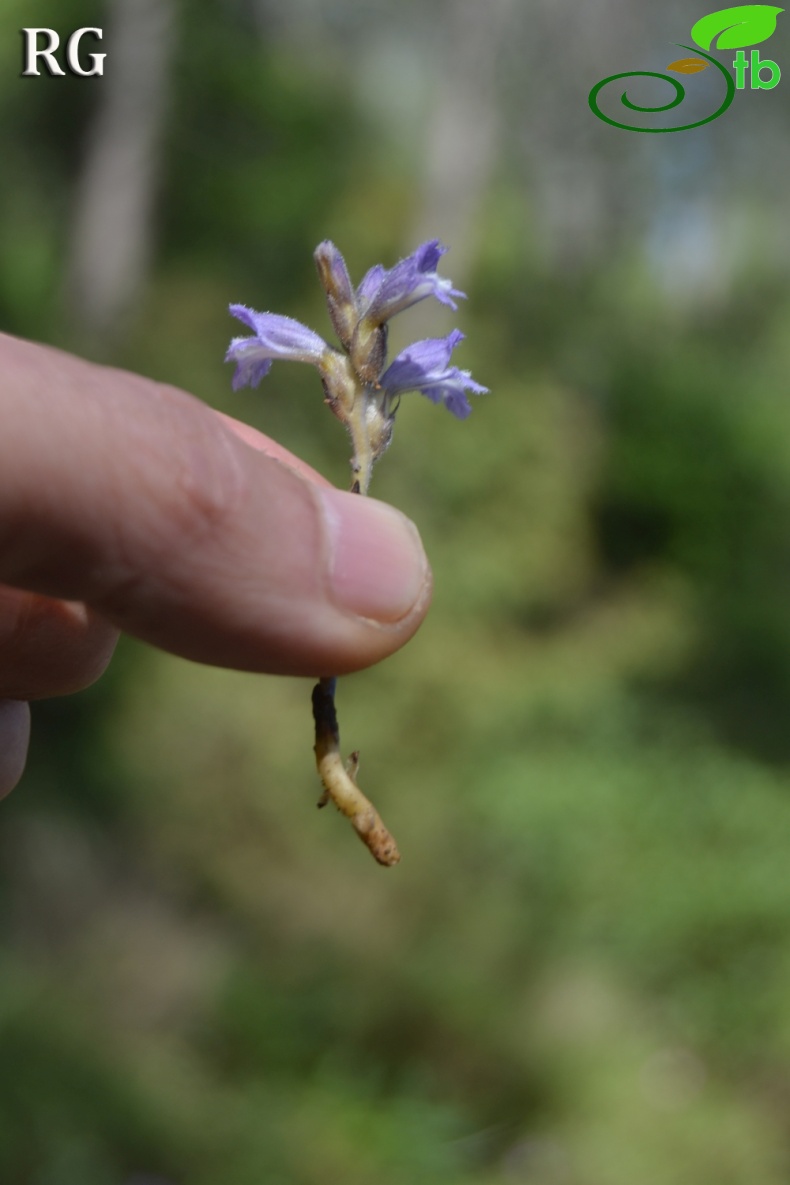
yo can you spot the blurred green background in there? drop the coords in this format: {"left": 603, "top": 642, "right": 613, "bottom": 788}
{"left": 4, "top": 0, "right": 790, "bottom": 1181}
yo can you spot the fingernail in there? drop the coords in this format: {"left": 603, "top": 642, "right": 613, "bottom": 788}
{"left": 319, "top": 488, "right": 429, "bottom": 623}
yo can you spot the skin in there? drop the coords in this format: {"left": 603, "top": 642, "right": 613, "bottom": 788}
{"left": 0, "top": 333, "right": 432, "bottom": 799}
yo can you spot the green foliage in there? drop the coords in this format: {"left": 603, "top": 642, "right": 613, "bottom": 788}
{"left": 162, "top": 3, "right": 365, "bottom": 304}
{"left": 595, "top": 307, "right": 790, "bottom": 758}
{"left": 6, "top": 3, "right": 790, "bottom": 1182}
{"left": 0, "top": 0, "right": 103, "bottom": 338}
{"left": 0, "top": 974, "right": 177, "bottom": 1183}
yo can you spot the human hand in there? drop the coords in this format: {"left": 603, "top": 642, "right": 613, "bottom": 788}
{"left": 0, "top": 333, "right": 432, "bottom": 797}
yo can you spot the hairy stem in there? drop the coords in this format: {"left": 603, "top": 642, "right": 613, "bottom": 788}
{"left": 311, "top": 383, "right": 399, "bottom": 863}
{"left": 346, "top": 398, "right": 375, "bottom": 495}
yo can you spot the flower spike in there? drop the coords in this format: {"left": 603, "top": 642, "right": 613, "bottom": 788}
{"left": 225, "top": 240, "right": 486, "bottom": 867}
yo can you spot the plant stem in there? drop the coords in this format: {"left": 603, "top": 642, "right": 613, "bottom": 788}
{"left": 346, "top": 397, "right": 375, "bottom": 496}
{"left": 310, "top": 399, "right": 400, "bottom": 864}
{"left": 312, "top": 676, "right": 400, "bottom": 866}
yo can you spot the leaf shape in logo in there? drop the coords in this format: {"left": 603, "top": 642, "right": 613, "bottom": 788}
{"left": 691, "top": 4, "right": 783, "bottom": 50}
{"left": 667, "top": 57, "right": 710, "bottom": 72}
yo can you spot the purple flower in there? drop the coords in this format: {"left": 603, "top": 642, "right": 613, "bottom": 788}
{"left": 226, "top": 305, "right": 328, "bottom": 390}
{"left": 359, "top": 240, "right": 466, "bottom": 325}
{"left": 380, "top": 329, "right": 488, "bottom": 419}
{"left": 355, "top": 263, "right": 386, "bottom": 308}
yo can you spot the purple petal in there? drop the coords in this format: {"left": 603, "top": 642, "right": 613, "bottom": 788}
{"left": 225, "top": 306, "right": 328, "bottom": 390}
{"left": 382, "top": 330, "right": 465, "bottom": 390}
{"left": 356, "top": 263, "right": 385, "bottom": 306}
{"left": 361, "top": 240, "right": 466, "bottom": 324}
{"left": 427, "top": 386, "right": 473, "bottom": 419}
{"left": 228, "top": 306, "right": 327, "bottom": 357}
{"left": 381, "top": 329, "right": 466, "bottom": 391}
{"left": 225, "top": 344, "right": 274, "bottom": 391}
{"left": 380, "top": 330, "right": 487, "bottom": 419}
{"left": 413, "top": 240, "right": 445, "bottom": 272}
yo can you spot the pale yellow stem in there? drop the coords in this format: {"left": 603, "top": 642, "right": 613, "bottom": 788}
{"left": 311, "top": 377, "right": 398, "bottom": 863}
{"left": 345, "top": 397, "right": 375, "bottom": 495}
{"left": 312, "top": 678, "right": 400, "bottom": 866}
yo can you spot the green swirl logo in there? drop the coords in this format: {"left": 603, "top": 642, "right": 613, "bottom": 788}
{"left": 589, "top": 5, "right": 783, "bottom": 133}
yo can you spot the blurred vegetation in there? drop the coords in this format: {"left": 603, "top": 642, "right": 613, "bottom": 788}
{"left": 4, "top": 1, "right": 790, "bottom": 1182}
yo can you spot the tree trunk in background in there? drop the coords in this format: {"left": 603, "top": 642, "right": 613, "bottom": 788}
{"left": 409, "top": 0, "right": 514, "bottom": 291}
{"left": 64, "top": 0, "right": 178, "bottom": 348}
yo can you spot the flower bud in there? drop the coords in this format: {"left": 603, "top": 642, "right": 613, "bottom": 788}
{"left": 314, "top": 241, "right": 358, "bottom": 352}
{"left": 350, "top": 317, "right": 388, "bottom": 386}
{"left": 318, "top": 347, "right": 361, "bottom": 420}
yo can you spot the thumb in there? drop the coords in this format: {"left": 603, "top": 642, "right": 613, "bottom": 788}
{"left": 0, "top": 334, "right": 432, "bottom": 677}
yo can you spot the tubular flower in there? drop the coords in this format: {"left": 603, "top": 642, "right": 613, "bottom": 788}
{"left": 225, "top": 306, "right": 329, "bottom": 391}
{"left": 358, "top": 239, "right": 466, "bottom": 322}
{"left": 380, "top": 330, "right": 488, "bottom": 420}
